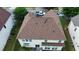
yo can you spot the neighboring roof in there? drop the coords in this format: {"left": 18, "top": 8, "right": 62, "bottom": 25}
{"left": 42, "top": 42, "right": 64, "bottom": 46}
{"left": 17, "top": 10, "right": 66, "bottom": 40}
{"left": 71, "top": 15, "right": 79, "bottom": 26}
{"left": 0, "top": 8, "right": 11, "bottom": 30}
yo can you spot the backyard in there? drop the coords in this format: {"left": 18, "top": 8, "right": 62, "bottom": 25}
{"left": 60, "top": 16, "right": 75, "bottom": 51}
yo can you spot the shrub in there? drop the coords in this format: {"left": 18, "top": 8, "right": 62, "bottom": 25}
{"left": 13, "top": 7, "right": 28, "bottom": 23}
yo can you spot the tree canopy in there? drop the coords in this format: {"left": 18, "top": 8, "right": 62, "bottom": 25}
{"left": 13, "top": 7, "right": 28, "bottom": 23}
{"left": 63, "top": 7, "right": 79, "bottom": 18}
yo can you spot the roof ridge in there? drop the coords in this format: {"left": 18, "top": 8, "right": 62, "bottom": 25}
{"left": 0, "top": 8, "right": 11, "bottom": 30}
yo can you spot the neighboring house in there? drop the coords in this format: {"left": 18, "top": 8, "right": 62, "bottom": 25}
{"left": 68, "top": 15, "right": 79, "bottom": 51}
{"left": 17, "top": 10, "right": 66, "bottom": 51}
{"left": 3, "top": 7, "right": 15, "bottom": 13}
{"left": 0, "top": 8, "right": 14, "bottom": 50}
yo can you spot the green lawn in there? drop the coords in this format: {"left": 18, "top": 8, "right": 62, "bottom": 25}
{"left": 3, "top": 22, "right": 21, "bottom": 51}
{"left": 60, "top": 16, "right": 75, "bottom": 51}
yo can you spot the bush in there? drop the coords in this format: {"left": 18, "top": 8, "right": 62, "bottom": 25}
{"left": 13, "top": 7, "right": 28, "bottom": 23}
{"left": 63, "top": 7, "right": 79, "bottom": 18}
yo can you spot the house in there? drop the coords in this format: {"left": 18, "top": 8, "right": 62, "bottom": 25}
{"left": 17, "top": 10, "right": 66, "bottom": 51}
{"left": 68, "top": 15, "right": 79, "bottom": 51}
{"left": 0, "top": 8, "right": 14, "bottom": 50}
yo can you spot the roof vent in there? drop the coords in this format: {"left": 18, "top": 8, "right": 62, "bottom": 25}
{"left": 35, "top": 11, "right": 45, "bottom": 16}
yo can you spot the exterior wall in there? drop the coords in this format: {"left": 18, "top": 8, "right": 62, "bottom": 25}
{"left": 18, "top": 39, "right": 44, "bottom": 47}
{"left": 0, "top": 15, "right": 14, "bottom": 50}
{"left": 68, "top": 21, "right": 79, "bottom": 51}
{"left": 18, "top": 39, "right": 64, "bottom": 51}
{"left": 42, "top": 46, "right": 63, "bottom": 51}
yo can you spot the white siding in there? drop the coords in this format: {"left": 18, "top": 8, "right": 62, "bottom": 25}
{"left": 28, "top": 39, "right": 44, "bottom": 47}
{"left": 73, "top": 26, "right": 79, "bottom": 50}
{"left": 18, "top": 39, "right": 64, "bottom": 51}
{"left": 68, "top": 21, "right": 79, "bottom": 51}
{"left": 18, "top": 39, "right": 44, "bottom": 47}
{"left": 42, "top": 46, "right": 63, "bottom": 51}
{"left": 68, "top": 21, "right": 75, "bottom": 36}
{"left": 18, "top": 39, "right": 24, "bottom": 47}
{"left": 47, "top": 40, "right": 59, "bottom": 43}
{"left": 0, "top": 15, "right": 14, "bottom": 50}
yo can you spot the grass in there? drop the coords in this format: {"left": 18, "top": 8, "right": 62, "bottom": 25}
{"left": 60, "top": 16, "right": 75, "bottom": 51}
{"left": 3, "top": 22, "right": 21, "bottom": 51}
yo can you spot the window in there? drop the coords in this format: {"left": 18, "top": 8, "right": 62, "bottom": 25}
{"left": 52, "top": 48, "right": 57, "bottom": 50}
{"left": 25, "top": 39, "right": 28, "bottom": 42}
{"left": 74, "top": 28, "right": 77, "bottom": 31}
{"left": 73, "top": 36, "right": 75, "bottom": 39}
{"left": 52, "top": 48, "right": 54, "bottom": 50}
{"left": 22, "top": 40, "right": 25, "bottom": 41}
{"left": 29, "top": 39, "right": 32, "bottom": 42}
{"left": 59, "top": 40, "right": 61, "bottom": 43}
{"left": 45, "top": 47, "right": 47, "bottom": 49}
{"left": 23, "top": 43, "right": 29, "bottom": 46}
{"left": 48, "top": 47, "right": 50, "bottom": 49}
{"left": 77, "top": 45, "right": 79, "bottom": 47}
{"left": 35, "top": 45, "right": 40, "bottom": 47}
{"left": 45, "top": 47, "right": 50, "bottom": 50}
{"left": 25, "top": 39, "right": 32, "bottom": 42}
{"left": 55, "top": 48, "right": 57, "bottom": 50}
{"left": 4, "top": 25, "right": 6, "bottom": 28}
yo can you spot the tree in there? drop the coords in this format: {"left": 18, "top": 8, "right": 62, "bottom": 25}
{"left": 13, "top": 7, "right": 28, "bottom": 23}
{"left": 63, "top": 7, "right": 79, "bottom": 19}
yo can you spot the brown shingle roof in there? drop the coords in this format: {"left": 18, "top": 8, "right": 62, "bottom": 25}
{"left": 17, "top": 10, "right": 66, "bottom": 40}
{"left": 0, "top": 8, "right": 11, "bottom": 30}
